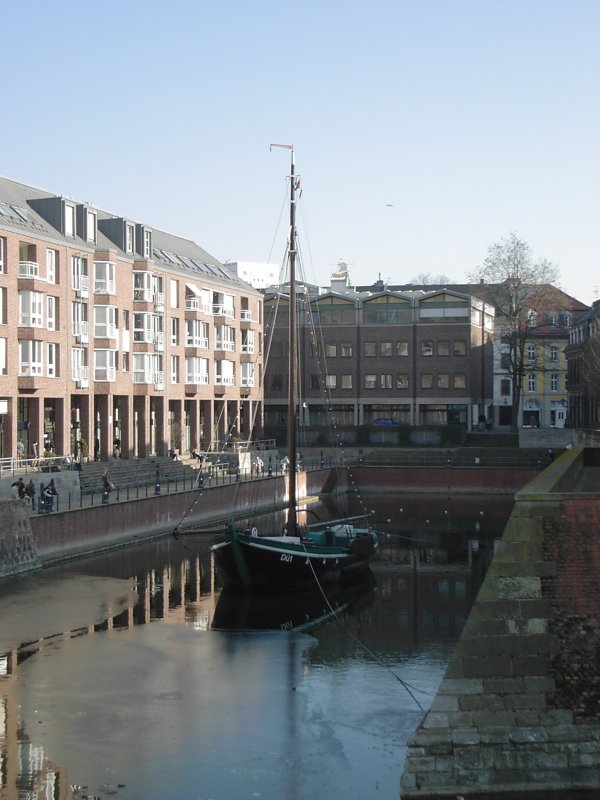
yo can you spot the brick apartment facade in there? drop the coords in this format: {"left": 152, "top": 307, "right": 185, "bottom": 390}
{"left": 0, "top": 177, "right": 263, "bottom": 462}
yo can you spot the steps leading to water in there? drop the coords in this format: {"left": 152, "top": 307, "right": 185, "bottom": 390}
{"left": 79, "top": 456, "right": 198, "bottom": 492}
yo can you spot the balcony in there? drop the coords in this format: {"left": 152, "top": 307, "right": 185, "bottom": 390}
{"left": 212, "top": 304, "right": 235, "bottom": 319}
{"left": 215, "top": 341, "right": 235, "bottom": 352}
{"left": 73, "top": 321, "right": 90, "bottom": 343}
{"left": 73, "top": 275, "right": 89, "bottom": 298}
{"left": 94, "top": 279, "right": 116, "bottom": 295}
{"left": 18, "top": 261, "right": 40, "bottom": 279}
{"left": 153, "top": 292, "right": 165, "bottom": 311}
{"left": 74, "top": 367, "right": 90, "bottom": 389}
{"left": 153, "top": 372, "right": 165, "bottom": 391}
{"left": 154, "top": 332, "right": 164, "bottom": 352}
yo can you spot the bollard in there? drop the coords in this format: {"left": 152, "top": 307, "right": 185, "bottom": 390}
{"left": 155, "top": 467, "right": 161, "bottom": 495}
{"left": 102, "top": 489, "right": 109, "bottom": 504}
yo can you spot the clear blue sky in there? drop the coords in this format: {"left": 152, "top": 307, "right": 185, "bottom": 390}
{"left": 3, "top": 0, "right": 599, "bottom": 303}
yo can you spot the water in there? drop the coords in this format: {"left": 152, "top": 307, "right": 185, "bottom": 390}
{"left": 0, "top": 499, "right": 503, "bottom": 800}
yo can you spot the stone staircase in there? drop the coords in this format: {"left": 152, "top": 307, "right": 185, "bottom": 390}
{"left": 79, "top": 456, "right": 198, "bottom": 493}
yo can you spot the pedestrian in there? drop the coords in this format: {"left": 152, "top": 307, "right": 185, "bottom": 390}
{"left": 11, "top": 476, "right": 26, "bottom": 500}
{"left": 113, "top": 437, "right": 121, "bottom": 459}
{"left": 16, "top": 440, "right": 25, "bottom": 466}
{"left": 42, "top": 479, "right": 57, "bottom": 511}
{"left": 25, "top": 479, "right": 35, "bottom": 509}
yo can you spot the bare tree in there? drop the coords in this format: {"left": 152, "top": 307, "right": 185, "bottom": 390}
{"left": 468, "top": 233, "right": 560, "bottom": 432}
{"left": 409, "top": 272, "right": 453, "bottom": 285}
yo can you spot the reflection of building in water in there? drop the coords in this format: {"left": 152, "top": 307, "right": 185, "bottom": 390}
{"left": 0, "top": 550, "right": 213, "bottom": 796}
{"left": 0, "top": 659, "right": 71, "bottom": 799}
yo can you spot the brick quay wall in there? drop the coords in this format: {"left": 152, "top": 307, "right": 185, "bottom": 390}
{"left": 26, "top": 464, "right": 536, "bottom": 566}
{"left": 400, "top": 447, "right": 600, "bottom": 799}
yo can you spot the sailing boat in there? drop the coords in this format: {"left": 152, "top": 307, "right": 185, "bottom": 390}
{"left": 210, "top": 145, "right": 378, "bottom": 591}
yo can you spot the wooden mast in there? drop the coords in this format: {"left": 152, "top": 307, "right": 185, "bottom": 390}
{"left": 287, "top": 148, "right": 298, "bottom": 536}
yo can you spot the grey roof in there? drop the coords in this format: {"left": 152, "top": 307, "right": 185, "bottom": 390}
{"left": 0, "top": 174, "right": 255, "bottom": 294}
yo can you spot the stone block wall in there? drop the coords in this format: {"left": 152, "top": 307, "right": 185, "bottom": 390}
{"left": 400, "top": 449, "right": 600, "bottom": 798}
{"left": 0, "top": 501, "right": 40, "bottom": 577}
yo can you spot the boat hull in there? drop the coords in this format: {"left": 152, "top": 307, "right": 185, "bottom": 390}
{"left": 211, "top": 528, "right": 378, "bottom": 591}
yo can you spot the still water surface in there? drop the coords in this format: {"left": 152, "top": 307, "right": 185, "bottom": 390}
{"left": 1, "top": 497, "right": 506, "bottom": 799}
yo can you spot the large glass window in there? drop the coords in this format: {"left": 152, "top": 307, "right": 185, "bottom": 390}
{"left": 19, "top": 340, "right": 43, "bottom": 375}
{"left": 94, "top": 349, "right": 116, "bottom": 381}
{"left": 94, "top": 306, "right": 117, "bottom": 339}
{"left": 19, "top": 291, "right": 44, "bottom": 327}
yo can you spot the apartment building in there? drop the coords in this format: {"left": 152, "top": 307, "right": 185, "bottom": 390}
{"left": 263, "top": 283, "right": 495, "bottom": 438}
{"left": 0, "top": 176, "right": 263, "bottom": 462}
{"left": 566, "top": 299, "right": 600, "bottom": 429}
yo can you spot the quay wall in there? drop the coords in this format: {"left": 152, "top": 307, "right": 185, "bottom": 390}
{"left": 400, "top": 447, "right": 600, "bottom": 798}
{"left": 26, "top": 465, "right": 537, "bottom": 567}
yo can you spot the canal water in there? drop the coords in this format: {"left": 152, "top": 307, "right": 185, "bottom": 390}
{"left": 0, "top": 495, "right": 510, "bottom": 800}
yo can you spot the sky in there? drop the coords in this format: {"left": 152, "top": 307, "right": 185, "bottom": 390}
{"left": 3, "top": 0, "right": 599, "bottom": 303}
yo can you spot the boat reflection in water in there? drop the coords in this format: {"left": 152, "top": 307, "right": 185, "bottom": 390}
{"left": 211, "top": 571, "right": 377, "bottom": 632}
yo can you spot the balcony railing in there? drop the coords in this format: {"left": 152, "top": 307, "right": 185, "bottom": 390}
{"left": 215, "top": 375, "right": 235, "bottom": 386}
{"left": 18, "top": 261, "right": 40, "bottom": 278}
{"left": 185, "top": 374, "right": 209, "bottom": 385}
{"left": 73, "top": 321, "right": 90, "bottom": 341}
{"left": 94, "top": 279, "right": 116, "bottom": 294}
{"left": 215, "top": 341, "right": 235, "bottom": 352}
{"left": 213, "top": 304, "right": 235, "bottom": 318}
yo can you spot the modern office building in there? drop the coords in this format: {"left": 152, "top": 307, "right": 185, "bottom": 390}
{"left": 263, "top": 280, "right": 496, "bottom": 440}
{"left": 0, "top": 176, "right": 264, "bottom": 462}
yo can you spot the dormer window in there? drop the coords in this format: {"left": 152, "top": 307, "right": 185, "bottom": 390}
{"left": 64, "top": 204, "right": 75, "bottom": 237}
{"left": 144, "top": 229, "right": 152, "bottom": 258}
{"left": 126, "top": 224, "right": 135, "bottom": 254}
{"left": 86, "top": 210, "right": 97, "bottom": 243}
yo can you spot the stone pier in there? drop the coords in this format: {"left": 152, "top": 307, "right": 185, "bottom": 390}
{"left": 0, "top": 501, "right": 40, "bottom": 577}
{"left": 400, "top": 447, "right": 600, "bottom": 798}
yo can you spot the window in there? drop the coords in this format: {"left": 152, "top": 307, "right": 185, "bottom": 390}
{"left": 364, "top": 342, "right": 376, "bottom": 357}
{"left": 19, "top": 291, "right": 44, "bottom": 327}
{"left": 0, "top": 237, "right": 5, "bottom": 273}
{"left": 171, "top": 317, "right": 179, "bottom": 346}
{"left": 86, "top": 210, "right": 97, "bottom": 243}
{"left": 71, "top": 256, "right": 89, "bottom": 293}
{"left": 241, "top": 329, "right": 254, "bottom": 353}
{"left": 47, "top": 296, "right": 56, "bottom": 331}
{"left": 170, "top": 279, "right": 179, "bottom": 308}
{"left": 341, "top": 374, "right": 352, "bottom": 389}
{"left": 549, "top": 312, "right": 558, "bottom": 326}
{"left": 562, "top": 312, "right": 572, "bottom": 327}
{"left": 47, "top": 343, "right": 58, "bottom": 377}
{"left": 437, "top": 374, "right": 450, "bottom": 389}
{"left": 501, "top": 353, "right": 511, "bottom": 371}
{"left": 325, "top": 343, "right": 337, "bottom": 357}
{"left": 71, "top": 301, "right": 89, "bottom": 339}
{"left": 325, "top": 375, "right": 337, "bottom": 389}
{"left": 215, "top": 359, "right": 235, "bottom": 386}
{"left": 528, "top": 373, "right": 536, "bottom": 392}
{"left": 437, "top": 341, "right": 450, "bottom": 356}
{"left": 185, "top": 356, "right": 209, "bottom": 385}
{"left": 421, "top": 341, "right": 433, "bottom": 356}
{"left": 340, "top": 343, "right": 353, "bottom": 357}
{"left": 186, "top": 319, "right": 209, "bottom": 348}
{"left": 133, "top": 271, "right": 153, "bottom": 301}
{"left": 0, "top": 337, "right": 6, "bottom": 374}
{"left": 527, "top": 344, "right": 537, "bottom": 361}
{"left": 241, "top": 362, "right": 255, "bottom": 387}
{"left": 94, "top": 261, "right": 116, "bottom": 294}
{"left": 364, "top": 374, "right": 376, "bottom": 389}
{"left": 144, "top": 229, "right": 152, "bottom": 258}
{"left": 0, "top": 287, "right": 6, "bottom": 324}
{"left": 122, "top": 352, "right": 129, "bottom": 372}
{"left": 421, "top": 373, "right": 433, "bottom": 389}
{"left": 380, "top": 342, "right": 392, "bottom": 357}
{"left": 126, "top": 224, "right": 135, "bottom": 254}
{"left": 71, "top": 347, "right": 88, "bottom": 383}
{"left": 171, "top": 355, "right": 180, "bottom": 384}
{"left": 19, "top": 340, "right": 43, "bottom": 375}
{"left": 215, "top": 325, "right": 235, "bottom": 351}
{"left": 64, "top": 204, "right": 75, "bottom": 237}
{"left": 46, "top": 249, "right": 57, "bottom": 283}
{"left": 550, "top": 345, "right": 559, "bottom": 362}
{"left": 550, "top": 373, "right": 559, "bottom": 391}
{"left": 95, "top": 349, "right": 116, "bottom": 381}
{"left": 380, "top": 374, "right": 393, "bottom": 389}
{"left": 500, "top": 378, "right": 511, "bottom": 396}
{"left": 396, "top": 341, "right": 408, "bottom": 357}
{"left": 396, "top": 374, "right": 409, "bottom": 389}
{"left": 453, "top": 374, "right": 466, "bottom": 389}
{"left": 94, "top": 306, "right": 117, "bottom": 339}
{"left": 453, "top": 340, "right": 466, "bottom": 356}
{"left": 134, "top": 313, "right": 154, "bottom": 343}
